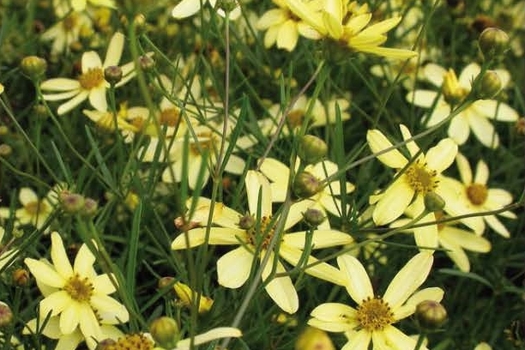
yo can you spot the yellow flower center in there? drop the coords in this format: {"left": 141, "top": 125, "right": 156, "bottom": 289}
{"left": 246, "top": 216, "right": 275, "bottom": 250}
{"left": 189, "top": 132, "right": 216, "bottom": 156}
{"left": 79, "top": 68, "right": 105, "bottom": 90}
{"left": 64, "top": 274, "right": 94, "bottom": 302}
{"left": 25, "top": 200, "right": 47, "bottom": 215}
{"left": 286, "top": 109, "right": 305, "bottom": 128}
{"left": 160, "top": 108, "right": 181, "bottom": 127}
{"left": 356, "top": 297, "right": 395, "bottom": 332}
{"left": 62, "top": 13, "right": 78, "bottom": 31}
{"left": 405, "top": 161, "right": 439, "bottom": 194}
{"left": 105, "top": 334, "right": 154, "bottom": 350}
{"left": 466, "top": 183, "right": 488, "bottom": 205}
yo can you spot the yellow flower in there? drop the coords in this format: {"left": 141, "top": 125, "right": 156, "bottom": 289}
{"left": 256, "top": 0, "right": 322, "bottom": 51}
{"left": 366, "top": 124, "right": 458, "bottom": 226}
{"left": 0, "top": 187, "right": 56, "bottom": 231}
{"left": 41, "top": 32, "right": 135, "bottom": 115}
{"left": 172, "top": 171, "right": 353, "bottom": 313}
{"left": 173, "top": 281, "right": 214, "bottom": 313}
{"left": 285, "top": 0, "right": 417, "bottom": 59}
{"left": 309, "top": 252, "right": 442, "bottom": 350}
{"left": 24, "top": 232, "right": 129, "bottom": 347}
{"left": 407, "top": 63, "right": 519, "bottom": 148}
{"left": 440, "top": 153, "right": 516, "bottom": 237}
{"left": 172, "top": 0, "right": 241, "bottom": 20}
{"left": 63, "top": 0, "right": 116, "bottom": 12}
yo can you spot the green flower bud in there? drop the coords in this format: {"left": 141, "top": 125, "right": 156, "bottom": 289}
{"left": 59, "top": 191, "right": 86, "bottom": 214}
{"left": 0, "top": 144, "right": 12, "bottom": 157}
{"left": 81, "top": 198, "right": 98, "bottom": 217}
{"left": 424, "top": 192, "right": 445, "bottom": 212}
{"left": 150, "top": 316, "right": 180, "bottom": 349}
{"left": 158, "top": 276, "right": 176, "bottom": 290}
{"left": 20, "top": 56, "right": 47, "bottom": 81}
{"left": 416, "top": 300, "right": 447, "bottom": 329}
{"left": 238, "top": 214, "right": 255, "bottom": 230}
{"left": 138, "top": 55, "right": 155, "bottom": 72}
{"left": 477, "top": 70, "right": 502, "bottom": 99}
{"left": 33, "top": 103, "right": 48, "bottom": 120}
{"left": 293, "top": 172, "right": 321, "bottom": 198}
{"left": 478, "top": 27, "right": 509, "bottom": 60}
{"left": 0, "top": 302, "right": 13, "bottom": 327}
{"left": 104, "top": 66, "right": 123, "bottom": 86}
{"left": 303, "top": 208, "right": 325, "bottom": 227}
{"left": 297, "top": 135, "right": 328, "bottom": 165}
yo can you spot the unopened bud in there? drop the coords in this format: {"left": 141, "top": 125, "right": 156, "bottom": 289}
{"left": 174, "top": 281, "right": 214, "bottom": 313}
{"left": 158, "top": 276, "right": 176, "bottom": 290}
{"left": 59, "top": 191, "right": 86, "bottom": 214}
{"left": 0, "top": 144, "right": 12, "bottom": 157}
{"left": 217, "top": 0, "right": 238, "bottom": 13}
{"left": 303, "top": 208, "right": 325, "bottom": 227}
{"left": 424, "top": 192, "right": 445, "bottom": 212}
{"left": 416, "top": 300, "right": 447, "bottom": 329}
{"left": 477, "top": 70, "right": 502, "bottom": 99}
{"left": 293, "top": 172, "right": 321, "bottom": 198}
{"left": 138, "top": 55, "right": 155, "bottom": 72}
{"left": 20, "top": 56, "right": 47, "bottom": 81}
{"left": 0, "top": 126, "right": 8, "bottom": 135}
{"left": 0, "top": 302, "right": 13, "bottom": 327}
{"left": 33, "top": 104, "right": 48, "bottom": 120}
{"left": 238, "top": 214, "right": 255, "bottom": 230}
{"left": 133, "top": 14, "right": 147, "bottom": 33}
{"left": 297, "top": 135, "right": 327, "bottom": 165}
{"left": 12, "top": 268, "right": 30, "bottom": 286}
{"left": 150, "top": 316, "right": 180, "bottom": 349}
{"left": 81, "top": 198, "right": 98, "bottom": 217}
{"left": 295, "top": 326, "right": 335, "bottom": 350}
{"left": 104, "top": 66, "right": 123, "bottom": 86}
{"left": 478, "top": 27, "right": 509, "bottom": 60}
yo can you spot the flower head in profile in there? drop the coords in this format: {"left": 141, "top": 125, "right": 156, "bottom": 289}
{"left": 367, "top": 124, "right": 458, "bottom": 226}
{"left": 256, "top": 0, "right": 322, "bottom": 51}
{"left": 285, "top": 0, "right": 417, "bottom": 59}
{"left": 440, "top": 153, "right": 516, "bottom": 237}
{"left": 309, "top": 252, "right": 443, "bottom": 350}
{"left": 24, "top": 232, "right": 129, "bottom": 347}
{"left": 172, "top": 171, "right": 353, "bottom": 313}
{"left": 407, "top": 62, "right": 519, "bottom": 148}
{"left": 172, "top": 0, "right": 241, "bottom": 20}
{"left": 0, "top": 187, "right": 57, "bottom": 231}
{"left": 41, "top": 32, "right": 135, "bottom": 115}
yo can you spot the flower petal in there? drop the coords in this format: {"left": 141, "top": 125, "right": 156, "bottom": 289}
{"left": 425, "top": 138, "right": 458, "bottom": 173}
{"left": 176, "top": 327, "right": 242, "bottom": 350}
{"left": 282, "top": 230, "right": 354, "bottom": 249}
{"left": 342, "top": 330, "right": 371, "bottom": 350}
{"left": 50, "top": 232, "right": 73, "bottom": 278}
{"left": 366, "top": 130, "right": 407, "bottom": 168}
{"left": 25, "top": 258, "right": 65, "bottom": 288}
{"left": 82, "top": 51, "right": 103, "bottom": 72}
{"left": 261, "top": 252, "right": 299, "bottom": 313}
{"left": 469, "top": 113, "right": 499, "bottom": 148}
{"left": 90, "top": 294, "right": 129, "bottom": 324}
{"left": 337, "top": 254, "right": 374, "bottom": 302}
{"left": 373, "top": 179, "right": 414, "bottom": 225}
{"left": 447, "top": 113, "right": 470, "bottom": 145}
{"left": 246, "top": 170, "right": 272, "bottom": 217}
{"left": 74, "top": 243, "right": 96, "bottom": 277}
{"left": 171, "top": 227, "right": 246, "bottom": 249}
{"left": 217, "top": 246, "right": 253, "bottom": 288}
{"left": 172, "top": 0, "right": 203, "bottom": 19}
{"left": 310, "top": 302, "right": 357, "bottom": 325}
{"left": 41, "top": 78, "right": 81, "bottom": 91}
{"left": 40, "top": 291, "right": 72, "bottom": 318}
{"left": 394, "top": 287, "right": 444, "bottom": 320}
{"left": 103, "top": 33, "right": 124, "bottom": 67}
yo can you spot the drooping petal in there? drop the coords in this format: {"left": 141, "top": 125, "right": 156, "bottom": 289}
{"left": 171, "top": 227, "right": 246, "bottom": 250}
{"left": 50, "top": 232, "right": 73, "bottom": 278}
{"left": 277, "top": 19, "right": 299, "bottom": 51}
{"left": 78, "top": 303, "right": 102, "bottom": 342}
{"left": 383, "top": 252, "right": 433, "bottom": 309}
{"left": 217, "top": 247, "right": 254, "bottom": 288}
{"left": 337, "top": 254, "right": 374, "bottom": 302}
{"left": 256, "top": 9, "right": 286, "bottom": 30}
{"left": 366, "top": 129, "right": 407, "bottom": 168}
{"left": 172, "top": 0, "right": 203, "bottom": 19}
{"left": 439, "top": 232, "right": 471, "bottom": 272}
{"left": 413, "top": 213, "right": 439, "bottom": 250}
{"left": 440, "top": 226, "right": 491, "bottom": 252}
{"left": 484, "top": 215, "right": 510, "bottom": 238}
{"left": 375, "top": 325, "right": 425, "bottom": 350}
{"left": 261, "top": 253, "right": 299, "bottom": 313}
{"left": 88, "top": 87, "right": 108, "bottom": 112}
{"left": 59, "top": 302, "right": 81, "bottom": 334}
{"left": 57, "top": 90, "right": 89, "bottom": 115}
{"left": 472, "top": 100, "right": 519, "bottom": 121}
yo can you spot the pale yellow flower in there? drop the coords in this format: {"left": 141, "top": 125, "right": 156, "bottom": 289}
{"left": 285, "top": 0, "right": 417, "bottom": 59}
{"left": 172, "top": 171, "right": 353, "bottom": 313}
{"left": 474, "top": 342, "right": 492, "bottom": 350}
{"left": 60, "top": 0, "right": 116, "bottom": 11}
{"left": 24, "top": 232, "right": 129, "bottom": 347}
{"left": 172, "top": 0, "right": 241, "bottom": 20}
{"left": 309, "top": 252, "right": 442, "bottom": 350}
{"left": 366, "top": 124, "right": 458, "bottom": 227}
{"left": 41, "top": 32, "right": 135, "bottom": 115}
{"left": 256, "top": 0, "right": 322, "bottom": 51}
{"left": 0, "top": 187, "right": 56, "bottom": 231}
{"left": 407, "top": 62, "right": 519, "bottom": 148}
{"left": 173, "top": 281, "right": 214, "bottom": 313}
{"left": 440, "top": 153, "right": 516, "bottom": 237}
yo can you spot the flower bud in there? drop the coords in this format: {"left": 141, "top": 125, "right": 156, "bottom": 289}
{"left": 138, "top": 55, "right": 155, "bottom": 72}
{"left": 12, "top": 268, "right": 30, "bottom": 286}
{"left": 104, "top": 66, "right": 123, "bottom": 86}
{"left": 295, "top": 327, "right": 335, "bottom": 350}
{"left": 81, "top": 198, "right": 98, "bottom": 217}
{"left": 293, "top": 172, "right": 321, "bottom": 198}
{"left": 424, "top": 192, "right": 445, "bottom": 212}
{"left": 478, "top": 27, "right": 509, "bottom": 60}
{"left": 158, "top": 276, "right": 176, "bottom": 290}
{"left": 59, "top": 191, "right": 86, "bottom": 214}
{"left": 217, "top": 0, "right": 238, "bottom": 13}
{"left": 0, "top": 83, "right": 4, "bottom": 95}
{"left": 302, "top": 208, "right": 325, "bottom": 227}
{"left": 297, "top": 135, "right": 327, "bottom": 165}
{"left": 150, "top": 316, "right": 180, "bottom": 349}
{"left": 515, "top": 117, "right": 525, "bottom": 135}
{"left": 272, "top": 313, "right": 298, "bottom": 327}
{"left": 133, "top": 14, "right": 147, "bottom": 33}
{"left": 33, "top": 103, "right": 48, "bottom": 120}
{"left": 174, "top": 281, "right": 214, "bottom": 313}
{"left": 0, "top": 144, "right": 12, "bottom": 157}
{"left": 0, "top": 302, "right": 13, "bottom": 327}
{"left": 416, "top": 300, "right": 447, "bottom": 329}
{"left": 476, "top": 70, "right": 502, "bottom": 99}
{"left": 20, "top": 56, "right": 47, "bottom": 81}
{"left": 0, "top": 126, "right": 8, "bottom": 136}
{"left": 238, "top": 214, "right": 255, "bottom": 230}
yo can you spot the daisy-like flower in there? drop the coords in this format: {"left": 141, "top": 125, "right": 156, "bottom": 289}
{"left": 83, "top": 103, "right": 142, "bottom": 142}
{"left": 285, "top": 0, "right": 417, "bottom": 59}
{"left": 256, "top": 0, "right": 322, "bottom": 51}
{"left": 440, "top": 153, "right": 516, "bottom": 237}
{"left": 24, "top": 232, "right": 129, "bottom": 347}
{"left": 406, "top": 62, "right": 519, "bottom": 148}
{"left": 41, "top": 32, "right": 135, "bottom": 115}
{"left": 392, "top": 210, "right": 491, "bottom": 272}
{"left": 0, "top": 187, "right": 57, "bottom": 231}
{"left": 367, "top": 124, "right": 458, "bottom": 226}
{"left": 308, "top": 252, "right": 443, "bottom": 350}
{"left": 172, "top": 0, "right": 241, "bottom": 20}
{"left": 259, "top": 158, "right": 355, "bottom": 229}
{"left": 172, "top": 171, "right": 354, "bottom": 313}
